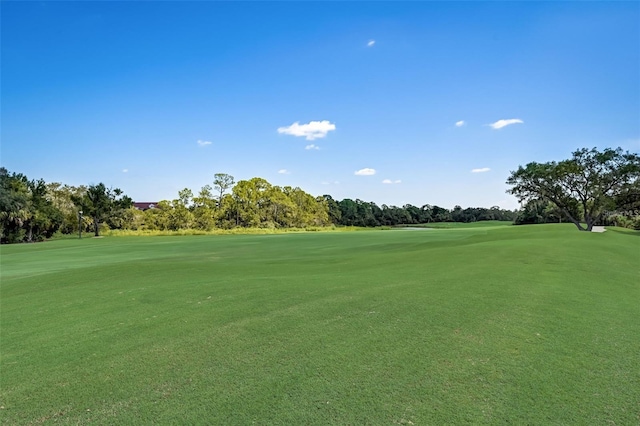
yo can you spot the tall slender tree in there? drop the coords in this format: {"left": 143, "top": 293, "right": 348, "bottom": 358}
{"left": 213, "top": 173, "right": 235, "bottom": 206}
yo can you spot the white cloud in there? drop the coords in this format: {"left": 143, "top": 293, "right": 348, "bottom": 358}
{"left": 197, "top": 139, "right": 212, "bottom": 146}
{"left": 455, "top": 120, "right": 466, "bottom": 127}
{"left": 277, "top": 120, "right": 336, "bottom": 140}
{"left": 367, "top": 40, "right": 376, "bottom": 47}
{"left": 278, "top": 169, "right": 290, "bottom": 174}
{"left": 471, "top": 167, "right": 491, "bottom": 173}
{"left": 382, "top": 179, "right": 402, "bottom": 184}
{"left": 488, "top": 119, "right": 523, "bottom": 129}
{"left": 305, "top": 144, "right": 320, "bottom": 150}
{"left": 122, "top": 169, "right": 128, "bottom": 173}
{"left": 394, "top": 179, "right": 401, "bottom": 184}
{"left": 355, "top": 168, "right": 376, "bottom": 176}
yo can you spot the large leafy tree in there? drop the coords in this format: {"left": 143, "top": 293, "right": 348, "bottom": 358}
{"left": 232, "top": 178, "right": 271, "bottom": 227}
{"left": 72, "top": 183, "right": 132, "bottom": 236}
{"left": 23, "top": 179, "right": 64, "bottom": 242}
{"left": 168, "top": 188, "right": 195, "bottom": 230}
{"left": 266, "top": 186, "right": 296, "bottom": 227}
{"left": 0, "top": 168, "right": 63, "bottom": 243}
{"left": 192, "top": 185, "right": 217, "bottom": 231}
{"left": 1, "top": 169, "right": 31, "bottom": 243}
{"left": 321, "top": 195, "right": 342, "bottom": 225}
{"left": 46, "top": 182, "right": 88, "bottom": 233}
{"left": 507, "top": 147, "right": 640, "bottom": 231}
{"left": 337, "top": 199, "right": 358, "bottom": 226}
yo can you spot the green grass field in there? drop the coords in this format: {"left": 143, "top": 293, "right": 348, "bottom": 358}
{"left": 396, "top": 220, "right": 514, "bottom": 229}
{"left": 1, "top": 224, "right": 639, "bottom": 424}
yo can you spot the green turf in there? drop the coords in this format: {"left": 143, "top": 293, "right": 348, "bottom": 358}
{"left": 1, "top": 225, "right": 638, "bottom": 424}
{"left": 401, "top": 220, "right": 514, "bottom": 229}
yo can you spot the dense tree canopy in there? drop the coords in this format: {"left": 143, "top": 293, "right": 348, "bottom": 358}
{"left": 5, "top": 147, "right": 638, "bottom": 243}
{"left": 507, "top": 147, "right": 640, "bottom": 231}
{"left": 71, "top": 183, "right": 133, "bottom": 236}
{"left": 0, "top": 168, "right": 63, "bottom": 243}
{"left": 0, "top": 168, "right": 517, "bottom": 243}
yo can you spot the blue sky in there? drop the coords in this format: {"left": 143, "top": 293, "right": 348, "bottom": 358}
{"left": 2, "top": 2, "right": 639, "bottom": 209}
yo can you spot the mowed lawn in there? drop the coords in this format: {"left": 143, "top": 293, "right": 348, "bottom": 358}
{"left": 1, "top": 225, "right": 638, "bottom": 424}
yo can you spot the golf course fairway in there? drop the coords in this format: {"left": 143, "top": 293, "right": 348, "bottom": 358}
{"left": 1, "top": 224, "right": 638, "bottom": 424}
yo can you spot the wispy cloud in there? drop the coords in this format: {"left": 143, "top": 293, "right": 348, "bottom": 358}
{"left": 278, "top": 120, "right": 336, "bottom": 140}
{"left": 278, "top": 169, "right": 290, "bottom": 175}
{"left": 122, "top": 169, "right": 128, "bottom": 173}
{"left": 488, "top": 119, "right": 523, "bottom": 129}
{"left": 382, "top": 179, "right": 402, "bottom": 184}
{"left": 471, "top": 167, "right": 491, "bottom": 173}
{"left": 197, "top": 139, "right": 212, "bottom": 146}
{"left": 367, "top": 40, "right": 376, "bottom": 47}
{"left": 355, "top": 168, "right": 376, "bottom": 176}
{"left": 455, "top": 120, "right": 466, "bottom": 127}
{"left": 305, "top": 144, "right": 320, "bottom": 150}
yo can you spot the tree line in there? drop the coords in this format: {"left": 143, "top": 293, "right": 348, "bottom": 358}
{"left": 1, "top": 169, "right": 516, "bottom": 243}
{"left": 2, "top": 147, "right": 638, "bottom": 242}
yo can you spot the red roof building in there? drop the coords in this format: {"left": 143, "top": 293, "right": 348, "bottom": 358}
{"left": 133, "top": 202, "right": 158, "bottom": 211}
